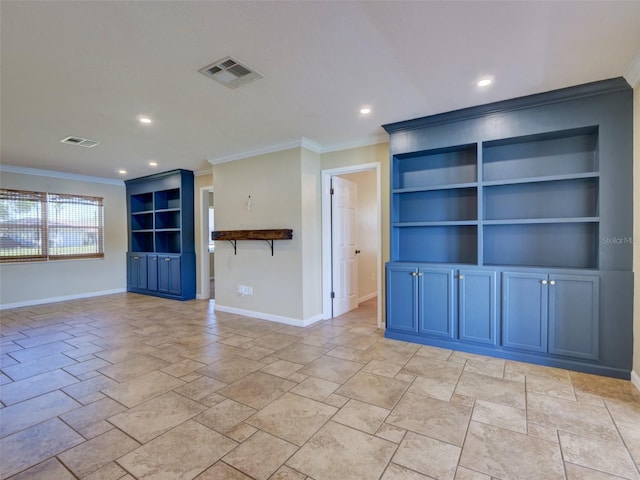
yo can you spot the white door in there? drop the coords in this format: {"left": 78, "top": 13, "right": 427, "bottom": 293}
{"left": 332, "top": 176, "right": 358, "bottom": 316}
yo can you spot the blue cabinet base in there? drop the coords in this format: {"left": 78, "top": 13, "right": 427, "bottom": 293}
{"left": 384, "top": 329, "right": 630, "bottom": 380}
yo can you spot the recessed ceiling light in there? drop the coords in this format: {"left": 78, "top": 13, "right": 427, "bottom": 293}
{"left": 148, "top": 161, "right": 158, "bottom": 167}
{"left": 138, "top": 116, "right": 152, "bottom": 124}
{"left": 118, "top": 169, "right": 127, "bottom": 175}
{"left": 477, "top": 78, "right": 492, "bottom": 87}
{"left": 360, "top": 107, "right": 372, "bottom": 115}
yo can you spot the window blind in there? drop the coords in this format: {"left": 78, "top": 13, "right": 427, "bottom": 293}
{"left": 0, "top": 188, "right": 104, "bottom": 263}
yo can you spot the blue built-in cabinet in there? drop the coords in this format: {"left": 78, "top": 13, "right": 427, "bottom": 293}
{"left": 383, "top": 78, "right": 633, "bottom": 379}
{"left": 125, "top": 169, "right": 195, "bottom": 300}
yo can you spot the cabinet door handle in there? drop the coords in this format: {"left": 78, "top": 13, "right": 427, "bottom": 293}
{"left": 417, "top": 272, "right": 423, "bottom": 277}
{"left": 549, "top": 280, "right": 556, "bottom": 286}
{"left": 410, "top": 272, "right": 417, "bottom": 277}
{"left": 458, "top": 275, "right": 464, "bottom": 280}
{"left": 133, "top": 256, "right": 139, "bottom": 260}
{"left": 541, "top": 280, "right": 548, "bottom": 285}
{"left": 164, "top": 258, "right": 171, "bottom": 262}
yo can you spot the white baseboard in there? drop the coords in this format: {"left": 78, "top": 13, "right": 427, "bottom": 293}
{"left": 0, "top": 288, "right": 127, "bottom": 310}
{"left": 214, "top": 304, "right": 323, "bottom": 327}
{"left": 358, "top": 292, "right": 378, "bottom": 303}
{"left": 631, "top": 370, "right": 640, "bottom": 393}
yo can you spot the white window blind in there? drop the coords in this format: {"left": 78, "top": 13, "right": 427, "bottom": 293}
{"left": 0, "top": 189, "right": 104, "bottom": 263}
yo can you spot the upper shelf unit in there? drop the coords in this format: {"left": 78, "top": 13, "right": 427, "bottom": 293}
{"left": 393, "top": 143, "right": 477, "bottom": 191}
{"left": 389, "top": 125, "right": 603, "bottom": 268}
{"left": 126, "top": 170, "right": 194, "bottom": 255}
{"left": 482, "top": 126, "right": 599, "bottom": 183}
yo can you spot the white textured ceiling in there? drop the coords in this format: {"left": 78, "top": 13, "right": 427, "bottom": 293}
{"left": 2, "top": 1, "right": 639, "bottom": 180}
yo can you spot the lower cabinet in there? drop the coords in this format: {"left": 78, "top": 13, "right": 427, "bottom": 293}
{"left": 386, "top": 263, "right": 600, "bottom": 366}
{"left": 127, "top": 252, "right": 190, "bottom": 299}
{"left": 503, "top": 271, "right": 600, "bottom": 360}
{"left": 386, "top": 264, "right": 496, "bottom": 345}
{"left": 386, "top": 265, "right": 455, "bottom": 337}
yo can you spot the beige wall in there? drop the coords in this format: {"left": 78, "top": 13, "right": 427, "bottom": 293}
{"left": 340, "top": 170, "right": 378, "bottom": 301}
{"left": 212, "top": 148, "right": 315, "bottom": 322}
{"left": 210, "top": 143, "right": 388, "bottom": 324}
{"left": 0, "top": 171, "right": 127, "bottom": 307}
{"left": 301, "top": 148, "right": 323, "bottom": 319}
{"left": 633, "top": 81, "right": 640, "bottom": 380}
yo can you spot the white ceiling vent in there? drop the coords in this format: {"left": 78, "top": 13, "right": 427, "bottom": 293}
{"left": 60, "top": 136, "right": 100, "bottom": 148}
{"left": 198, "top": 56, "right": 263, "bottom": 89}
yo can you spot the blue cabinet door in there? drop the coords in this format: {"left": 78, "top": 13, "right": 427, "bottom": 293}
{"left": 548, "top": 274, "right": 599, "bottom": 360}
{"left": 147, "top": 254, "right": 158, "bottom": 291}
{"left": 418, "top": 268, "right": 455, "bottom": 338}
{"left": 502, "top": 272, "right": 548, "bottom": 352}
{"left": 386, "top": 265, "right": 417, "bottom": 333}
{"left": 159, "top": 255, "right": 182, "bottom": 296}
{"left": 459, "top": 269, "right": 498, "bottom": 345}
{"left": 128, "top": 253, "right": 147, "bottom": 289}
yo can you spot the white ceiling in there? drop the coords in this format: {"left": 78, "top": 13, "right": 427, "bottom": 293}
{"left": 2, "top": 1, "right": 639, "bottom": 180}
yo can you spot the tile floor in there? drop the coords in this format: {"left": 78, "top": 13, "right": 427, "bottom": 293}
{"left": 1, "top": 294, "right": 639, "bottom": 480}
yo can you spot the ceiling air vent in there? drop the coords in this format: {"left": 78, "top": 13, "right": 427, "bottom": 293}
{"left": 198, "top": 56, "right": 263, "bottom": 89}
{"left": 60, "top": 136, "right": 100, "bottom": 148}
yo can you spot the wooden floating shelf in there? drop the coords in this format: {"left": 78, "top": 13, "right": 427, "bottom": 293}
{"left": 212, "top": 229, "right": 293, "bottom": 256}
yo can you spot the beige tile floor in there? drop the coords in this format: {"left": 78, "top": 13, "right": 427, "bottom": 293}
{"left": 1, "top": 294, "right": 640, "bottom": 480}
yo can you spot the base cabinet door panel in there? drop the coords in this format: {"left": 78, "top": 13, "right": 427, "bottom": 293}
{"left": 459, "top": 270, "right": 498, "bottom": 345}
{"left": 502, "top": 272, "right": 548, "bottom": 353}
{"left": 128, "top": 254, "right": 147, "bottom": 290}
{"left": 158, "top": 255, "right": 182, "bottom": 296}
{"left": 147, "top": 254, "right": 158, "bottom": 291}
{"left": 548, "top": 274, "right": 599, "bottom": 360}
{"left": 386, "top": 265, "right": 417, "bottom": 333}
{"left": 418, "top": 269, "right": 455, "bottom": 338}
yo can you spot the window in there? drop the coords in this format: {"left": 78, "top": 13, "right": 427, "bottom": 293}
{"left": 0, "top": 189, "right": 104, "bottom": 263}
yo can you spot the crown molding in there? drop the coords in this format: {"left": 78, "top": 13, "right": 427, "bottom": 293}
{"left": 207, "top": 134, "right": 387, "bottom": 166}
{"left": 0, "top": 164, "right": 125, "bottom": 186}
{"left": 208, "top": 138, "right": 317, "bottom": 165}
{"left": 195, "top": 168, "right": 213, "bottom": 177}
{"left": 624, "top": 49, "right": 640, "bottom": 88}
{"left": 321, "top": 133, "right": 388, "bottom": 154}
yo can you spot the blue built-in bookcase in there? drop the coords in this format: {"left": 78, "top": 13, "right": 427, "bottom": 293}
{"left": 125, "top": 169, "right": 196, "bottom": 300}
{"left": 383, "top": 78, "right": 633, "bottom": 379}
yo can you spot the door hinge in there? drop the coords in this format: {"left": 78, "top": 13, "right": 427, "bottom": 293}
{"left": 331, "top": 292, "right": 335, "bottom": 299}
{"left": 330, "top": 187, "right": 334, "bottom": 195}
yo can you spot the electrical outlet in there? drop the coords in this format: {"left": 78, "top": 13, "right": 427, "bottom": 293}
{"left": 237, "top": 285, "right": 253, "bottom": 296}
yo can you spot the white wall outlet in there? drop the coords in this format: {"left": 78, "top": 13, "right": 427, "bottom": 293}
{"left": 237, "top": 285, "right": 253, "bottom": 297}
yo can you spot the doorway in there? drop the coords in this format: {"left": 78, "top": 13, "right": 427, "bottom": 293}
{"left": 199, "top": 186, "right": 215, "bottom": 300}
{"left": 321, "top": 163, "right": 382, "bottom": 328}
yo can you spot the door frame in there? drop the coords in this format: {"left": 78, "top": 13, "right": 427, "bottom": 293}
{"left": 321, "top": 162, "right": 382, "bottom": 328}
{"left": 198, "top": 185, "right": 213, "bottom": 300}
